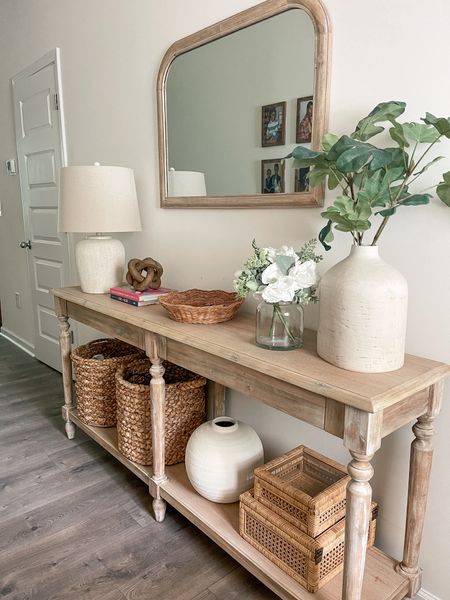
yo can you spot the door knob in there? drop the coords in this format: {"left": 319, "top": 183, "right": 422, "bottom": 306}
{"left": 19, "top": 240, "right": 32, "bottom": 249}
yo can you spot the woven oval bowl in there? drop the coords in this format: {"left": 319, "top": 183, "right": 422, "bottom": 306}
{"left": 159, "top": 289, "right": 243, "bottom": 324}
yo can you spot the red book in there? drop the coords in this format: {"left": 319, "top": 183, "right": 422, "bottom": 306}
{"left": 110, "top": 285, "right": 173, "bottom": 301}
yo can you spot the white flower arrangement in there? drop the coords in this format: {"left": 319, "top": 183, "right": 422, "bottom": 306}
{"left": 234, "top": 240, "right": 322, "bottom": 305}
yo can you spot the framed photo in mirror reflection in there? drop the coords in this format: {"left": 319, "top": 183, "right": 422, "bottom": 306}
{"left": 296, "top": 96, "right": 313, "bottom": 143}
{"left": 295, "top": 167, "right": 310, "bottom": 193}
{"left": 262, "top": 159, "right": 285, "bottom": 194}
{"left": 261, "top": 102, "right": 286, "bottom": 147}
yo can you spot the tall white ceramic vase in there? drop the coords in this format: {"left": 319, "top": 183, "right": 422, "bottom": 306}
{"left": 317, "top": 245, "right": 408, "bottom": 373}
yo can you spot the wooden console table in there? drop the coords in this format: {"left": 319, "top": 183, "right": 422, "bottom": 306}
{"left": 53, "top": 287, "right": 448, "bottom": 600}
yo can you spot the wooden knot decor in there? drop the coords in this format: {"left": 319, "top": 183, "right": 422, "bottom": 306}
{"left": 126, "top": 257, "right": 164, "bottom": 291}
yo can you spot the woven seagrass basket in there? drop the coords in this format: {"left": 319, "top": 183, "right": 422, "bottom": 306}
{"left": 115, "top": 358, "right": 206, "bottom": 465}
{"left": 71, "top": 339, "right": 143, "bottom": 427}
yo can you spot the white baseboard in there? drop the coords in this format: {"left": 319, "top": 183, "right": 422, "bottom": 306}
{"left": 0, "top": 327, "right": 35, "bottom": 357}
{"left": 417, "top": 588, "right": 442, "bottom": 600}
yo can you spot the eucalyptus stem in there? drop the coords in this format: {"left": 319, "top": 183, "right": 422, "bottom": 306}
{"left": 269, "top": 306, "right": 277, "bottom": 338}
{"left": 347, "top": 175, "right": 364, "bottom": 245}
{"left": 371, "top": 138, "right": 441, "bottom": 246}
{"left": 371, "top": 216, "right": 390, "bottom": 245}
{"left": 409, "top": 140, "right": 419, "bottom": 167}
{"left": 410, "top": 136, "right": 441, "bottom": 173}
{"left": 272, "top": 304, "right": 297, "bottom": 344}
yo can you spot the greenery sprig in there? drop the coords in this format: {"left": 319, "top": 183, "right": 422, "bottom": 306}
{"left": 285, "top": 101, "right": 450, "bottom": 250}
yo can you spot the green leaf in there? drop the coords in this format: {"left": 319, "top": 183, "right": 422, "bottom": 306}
{"left": 327, "top": 135, "right": 360, "bottom": 161}
{"left": 321, "top": 195, "right": 372, "bottom": 233}
{"left": 356, "top": 198, "right": 372, "bottom": 220}
{"left": 308, "top": 167, "right": 328, "bottom": 187}
{"left": 336, "top": 143, "right": 392, "bottom": 173}
{"left": 352, "top": 101, "right": 406, "bottom": 141}
{"left": 357, "top": 171, "right": 388, "bottom": 207}
{"left": 402, "top": 122, "right": 441, "bottom": 143}
{"left": 357, "top": 167, "right": 407, "bottom": 209}
{"left": 295, "top": 152, "right": 344, "bottom": 190}
{"left": 286, "top": 145, "right": 323, "bottom": 168}
{"left": 321, "top": 133, "right": 339, "bottom": 152}
{"left": 327, "top": 170, "right": 342, "bottom": 190}
{"left": 318, "top": 220, "right": 333, "bottom": 251}
{"left": 330, "top": 195, "right": 354, "bottom": 216}
{"left": 389, "top": 122, "right": 409, "bottom": 148}
{"left": 436, "top": 171, "right": 450, "bottom": 206}
{"left": 275, "top": 255, "right": 295, "bottom": 275}
{"left": 327, "top": 136, "right": 397, "bottom": 174}
{"left": 334, "top": 220, "right": 371, "bottom": 232}
{"left": 422, "top": 113, "right": 450, "bottom": 138}
{"left": 383, "top": 147, "right": 409, "bottom": 171}
{"left": 384, "top": 165, "right": 407, "bottom": 183}
{"left": 398, "top": 194, "right": 431, "bottom": 206}
{"left": 377, "top": 207, "right": 397, "bottom": 217}
{"left": 413, "top": 156, "right": 445, "bottom": 177}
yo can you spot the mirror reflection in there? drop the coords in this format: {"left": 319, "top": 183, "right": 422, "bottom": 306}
{"left": 166, "top": 9, "right": 315, "bottom": 198}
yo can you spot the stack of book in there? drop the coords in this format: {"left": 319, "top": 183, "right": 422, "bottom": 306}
{"left": 110, "top": 285, "right": 173, "bottom": 307}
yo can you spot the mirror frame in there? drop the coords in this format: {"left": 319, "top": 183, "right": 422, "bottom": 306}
{"left": 157, "top": 0, "right": 332, "bottom": 208}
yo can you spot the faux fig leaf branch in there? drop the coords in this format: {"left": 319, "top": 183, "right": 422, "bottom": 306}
{"left": 286, "top": 101, "right": 450, "bottom": 250}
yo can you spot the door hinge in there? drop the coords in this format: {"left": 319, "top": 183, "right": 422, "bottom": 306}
{"left": 70, "top": 330, "right": 74, "bottom": 344}
{"left": 53, "top": 93, "right": 59, "bottom": 111}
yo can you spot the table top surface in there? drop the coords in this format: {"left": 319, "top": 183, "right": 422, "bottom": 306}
{"left": 53, "top": 287, "right": 449, "bottom": 413}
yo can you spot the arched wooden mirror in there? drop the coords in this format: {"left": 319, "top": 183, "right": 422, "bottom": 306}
{"left": 157, "top": 0, "right": 331, "bottom": 208}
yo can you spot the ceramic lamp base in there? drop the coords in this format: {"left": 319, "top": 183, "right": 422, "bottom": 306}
{"left": 75, "top": 235, "right": 125, "bottom": 294}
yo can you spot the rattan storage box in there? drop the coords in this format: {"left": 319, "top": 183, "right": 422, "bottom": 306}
{"left": 240, "top": 491, "right": 377, "bottom": 593}
{"left": 254, "top": 446, "right": 350, "bottom": 537}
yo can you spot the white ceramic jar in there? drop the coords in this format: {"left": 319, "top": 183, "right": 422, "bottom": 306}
{"left": 185, "top": 416, "right": 264, "bottom": 503}
{"left": 317, "top": 245, "right": 408, "bottom": 373}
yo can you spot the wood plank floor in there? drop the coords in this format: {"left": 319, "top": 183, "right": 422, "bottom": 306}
{"left": 0, "top": 336, "right": 277, "bottom": 600}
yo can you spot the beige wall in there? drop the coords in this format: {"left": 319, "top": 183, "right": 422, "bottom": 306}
{"left": 0, "top": 1, "right": 449, "bottom": 597}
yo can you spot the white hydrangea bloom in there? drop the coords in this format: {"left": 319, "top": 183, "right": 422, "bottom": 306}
{"left": 261, "top": 262, "right": 283, "bottom": 284}
{"left": 265, "top": 246, "right": 298, "bottom": 264}
{"left": 262, "top": 276, "right": 298, "bottom": 303}
{"left": 289, "top": 260, "right": 318, "bottom": 289}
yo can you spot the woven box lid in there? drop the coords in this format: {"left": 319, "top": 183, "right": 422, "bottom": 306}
{"left": 254, "top": 445, "right": 350, "bottom": 537}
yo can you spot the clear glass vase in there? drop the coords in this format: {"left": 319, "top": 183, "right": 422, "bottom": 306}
{"left": 255, "top": 300, "right": 303, "bottom": 351}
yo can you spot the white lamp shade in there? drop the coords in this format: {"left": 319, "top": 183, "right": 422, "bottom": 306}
{"left": 58, "top": 165, "right": 142, "bottom": 233}
{"left": 168, "top": 169, "right": 206, "bottom": 197}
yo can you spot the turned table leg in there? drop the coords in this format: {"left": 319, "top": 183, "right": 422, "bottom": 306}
{"left": 342, "top": 407, "right": 382, "bottom": 600}
{"left": 396, "top": 382, "right": 443, "bottom": 597}
{"left": 55, "top": 298, "right": 75, "bottom": 440}
{"left": 343, "top": 450, "right": 375, "bottom": 599}
{"left": 208, "top": 381, "right": 226, "bottom": 418}
{"left": 146, "top": 332, "right": 168, "bottom": 522}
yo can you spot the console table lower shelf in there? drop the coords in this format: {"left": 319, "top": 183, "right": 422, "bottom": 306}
{"left": 69, "top": 408, "right": 409, "bottom": 600}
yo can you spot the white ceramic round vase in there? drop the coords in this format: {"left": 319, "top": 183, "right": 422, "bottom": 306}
{"left": 185, "top": 416, "right": 264, "bottom": 503}
{"left": 317, "top": 245, "right": 408, "bottom": 373}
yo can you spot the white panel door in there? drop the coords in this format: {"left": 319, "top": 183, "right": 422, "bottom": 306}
{"left": 12, "top": 50, "right": 74, "bottom": 371}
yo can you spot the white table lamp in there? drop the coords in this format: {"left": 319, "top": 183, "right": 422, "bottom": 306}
{"left": 168, "top": 168, "right": 206, "bottom": 197}
{"left": 58, "top": 163, "right": 142, "bottom": 294}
